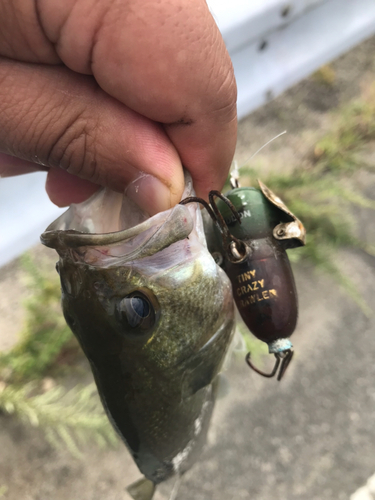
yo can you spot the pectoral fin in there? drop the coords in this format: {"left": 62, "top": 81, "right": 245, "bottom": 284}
{"left": 127, "top": 477, "right": 156, "bottom": 500}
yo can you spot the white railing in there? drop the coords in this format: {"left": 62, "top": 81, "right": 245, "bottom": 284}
{"left": 1, "top": 0, "right": 375, "bottom": 267}
{"left": 209, "top": 0, "right": 375, "bottom": 119}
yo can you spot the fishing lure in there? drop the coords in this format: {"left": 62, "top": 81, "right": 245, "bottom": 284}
{"left": 181, "top": 173, "right": 305, "bottom": 381}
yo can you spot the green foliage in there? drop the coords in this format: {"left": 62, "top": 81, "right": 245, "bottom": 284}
{"left": 0, "top": 383, "right": 118, "bottom": 457}
{"left": 313, "top": 95, "right": 375, "bottom": 174}
{"left": 0, "top": 254, "right": 75, "bottom": 384}
{"left": 237, "top": 90, "right": 375, "bottom": 315}
{"left": 312, "top": 64, "right": 336, "bottom": 87}
{"left": 0, "top": 254, "right": 118, "bottom": 456}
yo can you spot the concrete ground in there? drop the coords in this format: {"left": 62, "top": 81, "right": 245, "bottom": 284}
{"left": 1, "top": 35, "right": 375, "bottom": 500}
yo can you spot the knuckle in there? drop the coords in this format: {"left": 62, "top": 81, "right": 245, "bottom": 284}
{"left": 212, "top": 63, "right": 237, "bottom": 121}
{"left": 46, "top": 113, "right": 99, "bottom": 181}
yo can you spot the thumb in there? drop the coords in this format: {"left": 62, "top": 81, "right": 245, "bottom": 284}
{"left": 45, "top": 167, "right": 180, "bottom": 216}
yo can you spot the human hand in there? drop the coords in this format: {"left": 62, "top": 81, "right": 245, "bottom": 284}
{"left": 0, "top": 0, "right": 237, "bottom": 215}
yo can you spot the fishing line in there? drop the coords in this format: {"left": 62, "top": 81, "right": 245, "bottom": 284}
{"left": 230, "top": 130, "right": 287, "bottom": 188}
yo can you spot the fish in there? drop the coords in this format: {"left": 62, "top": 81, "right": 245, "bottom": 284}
{"left": 41, "top": 172, "right": 235, "bottom": 500}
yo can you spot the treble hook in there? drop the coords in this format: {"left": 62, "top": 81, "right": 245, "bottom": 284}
{"left": 245, "top": 350, "right": 294, "bottom": 382}
{"left": 180, "top": 191, "right": 247, "bottom": 261}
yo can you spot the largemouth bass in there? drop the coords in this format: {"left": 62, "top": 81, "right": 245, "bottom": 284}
{"left": 41, "top": 173, "right": 235, "bottom": 499}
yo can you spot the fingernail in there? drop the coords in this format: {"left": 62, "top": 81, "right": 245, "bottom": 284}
{"left": 125, "top": 174, "right": 172, "bottom": 215}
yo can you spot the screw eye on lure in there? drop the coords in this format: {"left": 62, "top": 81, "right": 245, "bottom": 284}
{"left": 181, "top": 160, "right": 306, "bottom": 382}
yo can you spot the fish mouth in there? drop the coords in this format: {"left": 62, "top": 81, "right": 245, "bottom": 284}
{"left": 40, "top": 171, "right": 206, "bottom": 265}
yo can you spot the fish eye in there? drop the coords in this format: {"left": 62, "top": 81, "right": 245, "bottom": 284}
{"left": 117, "top": 289, "right": 159, "bottom": 335}
{"left": 122, "top": 296, "right": 150, "bottom": 327}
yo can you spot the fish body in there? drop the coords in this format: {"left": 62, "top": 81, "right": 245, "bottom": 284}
{"left": 41, "top": 173, "right": 235, "bottom": 486}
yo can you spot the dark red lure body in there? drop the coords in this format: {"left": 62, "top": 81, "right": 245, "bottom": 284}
{"left": 224, "top": 238, "right": 298, "bottom": 344}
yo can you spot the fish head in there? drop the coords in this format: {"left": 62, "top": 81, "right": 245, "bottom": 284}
{"left": 42, "top": 172, "right": 234, "bottom": 380}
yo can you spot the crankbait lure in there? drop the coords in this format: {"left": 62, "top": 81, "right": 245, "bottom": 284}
{"left": 181, "top": 173, "right": 305, "bottom": 381}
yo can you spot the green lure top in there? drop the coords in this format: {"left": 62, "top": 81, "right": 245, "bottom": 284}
{"left": 215, "top": 187, "right": 285, "bottom": 241}
{"left": 213, "top": 181, "right": 306, "bottom": 248}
